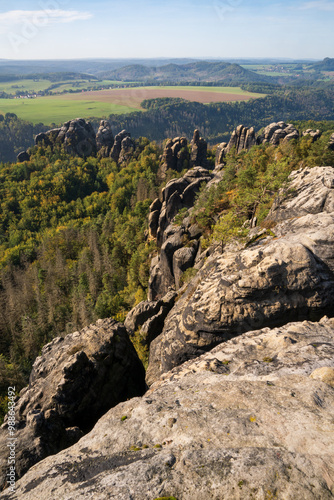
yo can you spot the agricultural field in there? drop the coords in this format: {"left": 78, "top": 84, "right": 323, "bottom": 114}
{"left": 0, "top": 86, "right": 264, "bottom": 124}
{"left": 0, "top": 79, "right": 53, "bottom": 94}
{"left": 0, "top": 78, "right": 135, "bottom": 95}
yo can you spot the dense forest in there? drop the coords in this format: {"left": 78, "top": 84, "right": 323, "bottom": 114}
{"left": 108, "top": 88, "right": 334, "bottom": 143}
{"left": 1, "top": 123, "right": 334, "bottom": 423}
{"left": 0, "top": 114, "right": 47, "bottom": 164}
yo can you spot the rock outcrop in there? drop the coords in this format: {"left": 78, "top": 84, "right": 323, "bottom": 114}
{"left": 35, "top": 118, "right": 98, "bottom": 157}
{"left": 146, "top": 166, "right": 334, "bottom": 384}
{"left": 4, "top": 317, "right": 334, "bottom": 499}
{"left": 96, "top": 120, "right": 114, "bottom": 157}
{"left": 216, "top": 125, "right": 256, "bottom": 166}
{"left": 32, "top": 119, "right": 119, "bottom": 159}
{"left": 214, "top": 141, "right": 227, "bottom": 166}
{"left": 110, "top": 130, "right": 134, "bottom": 164}
{"left": 0, "top": 318, "right": 146, "bottom": 490}
{"left": 158, "top": 137, "right": 189, "bottom": 180}
{"left": 125, "top": 291, "right": 177, "bottom": 347}
{"left": 329, "top": 132, "right": 334, "bottom": 151}
{"left": 16, "top": 151, "right": 30, "bottom": 163}
{"left": 148, "top": 166, "right": 212, "bottom": 246}
{"left": 190, "top": 129, "right": 208, "bottom": 168}
{"left": 148, "top": 166, "right": 213, "bottom": 299}
{"left": 302, "top": 128, "right": 322, "bottom": 142}
{"left": 258, "top": 121, "right": 299, "bottom": 145}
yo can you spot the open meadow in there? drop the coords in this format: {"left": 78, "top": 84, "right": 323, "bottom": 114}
{"left": 0, "top": 86, "right": 264, "bottom": 125}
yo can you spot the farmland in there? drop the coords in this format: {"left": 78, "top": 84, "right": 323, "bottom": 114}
{"left": 0, "top": 86, "right": 263, "bottom": 125}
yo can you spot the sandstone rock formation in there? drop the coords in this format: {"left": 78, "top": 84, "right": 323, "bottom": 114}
{"left": 216, "top": 125, "right": 257, "bottom": 166}
{"left": 35, "top": 118, "right": 98, "bottom": 157}
{"left": 125, "top": 291, "right": 177, "bottom": 347}
{"left": 190, "top": 129, "right": 208, "bottom": 168}
{"left": 148, "top": 166, "right": 212, "bottom": 245}
{"left": 33, "top": 119, "right": 117, "bottom": 159}
{"left": 146, "top": 166, "right": 334, "bottom": 384}
{"left": 302, "top": 128, "right": 322, "bottom": 142}
{"left": 147, "top": 166, "right": 213, "bottom": 299}
{"left": 4, "top": 317, "right": 334, "bottom": 499}
{"left": 329, "top": 132, "right": 334, "bottom": 151}
{"left": 0, "top": 318, "right": 146, "bottom": 490}
{"left": 110, "top": 130, "right": 134, "bottom": 164}
{"left": 214, "top": 141, "right": 227, "bottom": 166}
{"left": 258, "top": 121, "right": 299, "bottom": 145}
{"left": 158, "top": 137, "right": 189, "bottom": 180}
{"left": 96, "top": 120, "right": 114, "bottom": 157}
{"left": 16, "top": 151, "right": 30, "bottom": 163}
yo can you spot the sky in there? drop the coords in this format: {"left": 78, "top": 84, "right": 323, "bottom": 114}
{"left": 0, "top": 0, "right": 333, "bottom": 60}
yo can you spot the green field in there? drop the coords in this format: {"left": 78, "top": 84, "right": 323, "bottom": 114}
{"left": 48, "top": 80, "right": 132, "bottom": 93}
{"left": 0, "top": 85, "right": 264, "bottom": 125}
{"left": 0, "top": 98, "right": 139, "bottom": 124}
{"left": 0, "top": 79, "right": 54, "bottom": 94}
{"left": 0, "top": 78, "right": 137, "bottom": 95}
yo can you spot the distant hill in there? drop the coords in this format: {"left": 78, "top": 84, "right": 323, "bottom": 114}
{"left": 98, "top": 61, "right": 272, "bottom": 83}
{"left": 310, "top": 57, "right": 334, "bottom": 71}
{"left": 0, "top": 58, "right": 202, "bottom": 77}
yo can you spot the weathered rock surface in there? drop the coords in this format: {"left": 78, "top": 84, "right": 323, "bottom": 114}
{"left": 150, "top": 166, "right": 212, "bottom": 247}
{"left": 35, "top": 118, "right": 98, "bottom": 157}
{"left": 173, "top": 242, "right": 198, "bottom": 289}
{"left": 147, "top": 166, "right": 212, "bottom": 300}
{"left": 268, "top": 165, "right": 334, "bottom": 222}
{"left": 0, "top": 319, "right": 146, "bottom": 490}
{"left": 110, "top": 130, "right": 134, "bottom": 164}
{"left": 329, "top": 132, "right": 334, "bottom": 151}
{"left": 146, "top": 166, "right": 334, "bottom": 383}
{"left": 303, "top": 128, "right": 322, "bottom": 142}
{"left": 258, "top": 121, "right": 299, "bottom": 145}
{"left": 214, "top": 141, "right": 227, "bottom": 166}
{"left": 214, "top": 125, "right": 256, "bottom": 165}
{"left": 125, "top": 292, "right": 177, "bottom": 346}
{"left": 96, "top": 120, "right": 114, "bottom": 157}
{"left": 190, "top": 129, "right": 208, "bottom": 168}
{"left": 158, "top": 137, "right": 189, "bottom": 180}
{"left": 4, "top": 317, "right": 334, "bottom": 499}
{"left": 228, "top": 124, "right": 256, "bottom": 154}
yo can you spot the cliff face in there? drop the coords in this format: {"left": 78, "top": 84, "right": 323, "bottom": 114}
{"left": 146, "top": 166, "right": 334, "bottom": 384}
{"left": 0, "top": 319, "right": 146, "bottom": 490}
{"left": 3, "top": 123, "right": 334, "bottom": 498}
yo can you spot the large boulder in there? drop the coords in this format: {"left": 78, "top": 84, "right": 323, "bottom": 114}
{"left": 146, "top": 166, "right": 334, "bottom": 384}
{"left": 0, "top": 318, "right": 146, "bottom": 490}
{"left": 4, "top": 317, "right": 334, "bottom": 499}
{"left": 173, "top": 242, "right": 198, "bottom": 289}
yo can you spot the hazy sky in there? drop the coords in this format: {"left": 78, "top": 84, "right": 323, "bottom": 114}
{"left": 0, "top": 0, "right": 333, "bottom": 60}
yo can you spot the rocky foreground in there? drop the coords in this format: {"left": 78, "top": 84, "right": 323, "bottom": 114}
{"left": 2, "top": 123, "right": 334, "bottom": 498}
{"left": 2, "top": 317, "right": 334, "bottom": 499}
